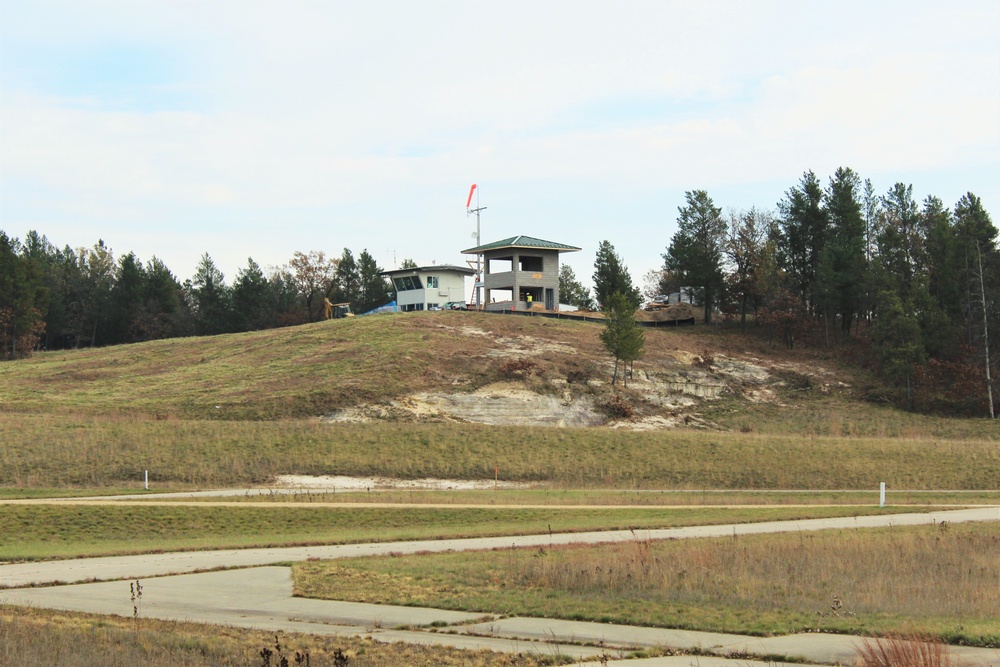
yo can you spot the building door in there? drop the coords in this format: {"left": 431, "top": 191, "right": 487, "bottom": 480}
{"left": 545, "top": 288, "right": 554, "bottom": 310}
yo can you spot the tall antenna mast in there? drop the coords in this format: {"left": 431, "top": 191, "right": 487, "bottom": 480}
{"left": 466, "top": 184, "right": 486, "bottom": 309}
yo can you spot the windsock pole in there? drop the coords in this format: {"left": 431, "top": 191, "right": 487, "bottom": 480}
{"left": 467, "top": 184, "right": 486, "bottom": 309}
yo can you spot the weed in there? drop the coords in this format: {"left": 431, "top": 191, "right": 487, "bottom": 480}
{"left": 855, "top": 632, "right": 954, "bottom": 667}
{"left": 259, "top": 634, "right": 318, "bottom": 667}
{"left": 129, "top": 579, "right": 142, "bottom": 637}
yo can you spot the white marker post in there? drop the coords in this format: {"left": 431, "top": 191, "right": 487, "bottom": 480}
{"left": 144, "top": 470, "right": 149, "bottom": 491}
{"left": 879, "top": 481, "right": 886, "bottom": 507}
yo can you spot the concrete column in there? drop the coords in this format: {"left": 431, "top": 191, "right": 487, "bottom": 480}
{"left": 512, "top": 253, "right": 520, "bottom": 310}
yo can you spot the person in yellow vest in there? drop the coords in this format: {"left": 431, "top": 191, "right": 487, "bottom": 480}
{"left": 526, "top": 293, "right": 533, "bottom": 308}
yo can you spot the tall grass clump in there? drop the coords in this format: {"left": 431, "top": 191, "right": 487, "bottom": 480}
{"left": 855, "top": 633, "right": 954, "bottom": 667}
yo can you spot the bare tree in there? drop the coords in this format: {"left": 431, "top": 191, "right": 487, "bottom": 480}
{"left": 288, "top": 251, "right": 338, "bottom": 322}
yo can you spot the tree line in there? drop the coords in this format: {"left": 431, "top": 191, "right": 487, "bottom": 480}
{"left": 0, "top": 234, "right": 393, "bottom": 355}
{"left": 563, "top": 168, "right": 997, "bottom": 416}
{"left": 4, "top": 167, "right": 997, "bottom": 416}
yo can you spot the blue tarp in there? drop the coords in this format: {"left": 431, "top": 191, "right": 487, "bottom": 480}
{"left": 361, "top": 301, "right": 397, "bottom": 315}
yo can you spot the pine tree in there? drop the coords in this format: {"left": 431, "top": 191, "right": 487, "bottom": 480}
{"left": 663, "top": 190, "right": 727, "bottom": 324}
{"left": 0, "top": 232, "right": 46, "bottom": 358}
{"left": 600, "top": 291, "right": 644, "bottom": 387}
{"left": 875, "top": 290, "right": 925, "bottom": 411}
{"left": 823, "top": 167, "right": 866, "bottom": 334}
{"left": 107, "top": 252, "right": 147, "bottom": 345}
{"left": 334, "top": 248, "right": 360, "bottom": 309}
{"left": 231, "top": 258, "right": 273, "bottom": 331}
{"left": 592, "top": 241, "right": 640, "bottom": 310}
{"left": 189, "top": 253, "right": 230, "bottom": 335}
{"left": 777, "top": 171, "right": 828, "bottom": 311}
{"left": 357, "top": 249, "right": 391, "bottom": 313}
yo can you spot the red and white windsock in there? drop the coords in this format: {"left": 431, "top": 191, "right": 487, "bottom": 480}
{"left": 466, "top": 183, "right": 477, "bottom": 209}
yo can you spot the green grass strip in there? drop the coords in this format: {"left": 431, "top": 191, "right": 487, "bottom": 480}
{"left": 0, "top": 504, "right": 904, "bottom": 561}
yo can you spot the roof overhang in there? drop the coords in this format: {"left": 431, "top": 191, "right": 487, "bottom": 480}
{"left": 462, "top": 235, "right": 581, "bottom": 255}
{"left": 381, "top": 265, "right": 475, "bottom": 277}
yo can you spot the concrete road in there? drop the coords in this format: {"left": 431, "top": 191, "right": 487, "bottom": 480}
{"left": 2, "top": 506, "right": 998, "bottom": 666}
{"left": 3, "top": 566, "right": 997, "bottom": 666}
{"left": 2, "top": 506, "right": 996, "bottom": 588}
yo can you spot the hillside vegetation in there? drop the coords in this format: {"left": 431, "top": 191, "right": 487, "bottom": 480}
{"left": 3, "top": 312, "right": 997, "bottom": 490}
{"left": 0, "top": 310, "right": 879, "bottom": 420}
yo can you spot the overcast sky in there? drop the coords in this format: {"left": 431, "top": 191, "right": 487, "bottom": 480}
{"left": 2, "top": 0, "right": 998, "bottom": 294}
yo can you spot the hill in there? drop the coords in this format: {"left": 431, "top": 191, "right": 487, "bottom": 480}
{"left": 2, "top": 311, "right": 997, "bottom": 490}
{"left": 0, "top": 310, "right": 892, "bottom": 429}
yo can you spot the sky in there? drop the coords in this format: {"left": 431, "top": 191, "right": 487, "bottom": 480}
{"left": 2, "top": 0, "right": 998, "bottom": 296}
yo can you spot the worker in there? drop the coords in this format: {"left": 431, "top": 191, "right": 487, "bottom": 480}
{"left": 526, "top": 293, "right": 533, "bottom": 306}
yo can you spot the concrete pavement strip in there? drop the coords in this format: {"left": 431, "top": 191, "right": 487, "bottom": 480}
{"left": 458, "top": 617, "right": 753, "bottom": 653}
{"left": 2, "top": 507, "right": 998, "bottom": 665}
{"left": 0, "top": 567, "right": 598, "bottom": 661}
{"left": 3, "top": 566, "right": 999, "bottom": 666}
{"left": 1, "top": 506, "right": 996, "bottom": 588}
{"left": 568, "top": 659, "right": 815, "bottom": 667}
{"left": 458, "top": 617, "right": 1000, "bottom": 666}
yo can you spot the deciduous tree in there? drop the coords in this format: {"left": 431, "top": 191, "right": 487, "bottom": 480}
{"left": 559, "top": 264, "right": 594, "bottom": 310}
{"left": 289, "top": 250, "right": 336, "bottom": 322}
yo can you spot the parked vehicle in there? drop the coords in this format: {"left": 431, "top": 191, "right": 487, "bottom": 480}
{"left": 443, "top": 301, "right": 468, "bottom": 310}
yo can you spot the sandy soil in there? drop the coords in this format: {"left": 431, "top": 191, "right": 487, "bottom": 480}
{"left": 273, "top": 474, "right": 534, "bottom": 490}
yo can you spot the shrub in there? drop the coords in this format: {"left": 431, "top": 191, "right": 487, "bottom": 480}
{"left": 601, "top": 393, "right": 634, "bottom": 419}
{"left": 498, "top": 358, "right": 537, "bottom": 380}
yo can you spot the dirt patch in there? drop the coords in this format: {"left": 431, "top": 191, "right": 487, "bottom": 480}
{"left": 322, "top": 317, "right": 855, "bottom": 431}
{"left": 483, "top": 335, "right": 577, "bottom": 358}
{"left": 324, "top": 382, "right": 604, "bottom": 427}
{"left": 273, "top": 474, "right": 533, "bottom": 490}
{"left": 323, "top": 350, "right": 800, "bottom": 430}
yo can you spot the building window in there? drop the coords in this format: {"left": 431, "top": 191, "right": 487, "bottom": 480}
{"left": 519, "top": 256, "right": 543, "bottom": 272}
{"left": 393, "top": 276, "right": 423, "bottom": 291}
{"left": 427, "top": 276, "right": 439, "bottom": 288}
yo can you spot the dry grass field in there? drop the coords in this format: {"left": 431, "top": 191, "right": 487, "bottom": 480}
{"left": 1, "top": 312, "right": 997, "bottom": 661}
{"left": 0, "top": 606, "right": 569, "bottom": 667}
{"left": 294, "top": 522, "right": 1000, "bottom": 646}
{"left": 2, "top": 415, "right": 997, "bottom": 490}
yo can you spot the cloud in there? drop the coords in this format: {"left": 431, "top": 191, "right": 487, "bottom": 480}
{"left": 1, "top": 1, "right": 997, "bottom": 283}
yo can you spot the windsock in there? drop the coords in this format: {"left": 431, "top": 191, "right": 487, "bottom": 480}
{"left": 466, "top": 184, "right": 477, "bottom": 208}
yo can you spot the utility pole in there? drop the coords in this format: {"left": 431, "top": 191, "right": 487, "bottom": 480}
{"left": 976, "top": 242, "right": 994, "bottom": 419}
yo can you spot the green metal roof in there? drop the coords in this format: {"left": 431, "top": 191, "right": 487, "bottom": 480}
{"left": 381, "top": 264, "right": 474, "bottom": 276}
{"left": 462, "top": 235, "right": 581, "bottom": 254}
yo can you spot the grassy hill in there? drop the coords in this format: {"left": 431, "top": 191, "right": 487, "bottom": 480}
{"left": 2, "top": 312, "right": 508, "bottom": 419}
{"left": 0, "top": 311, "right": 992, "bottom": 433}
{"left": 0, "top": 310, "right": 997, "bottom": 490}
